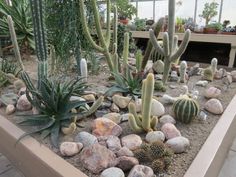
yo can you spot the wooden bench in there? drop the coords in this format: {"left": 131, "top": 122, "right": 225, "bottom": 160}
{"left": 131, "top": 31, "right": 236, "bottom": 68}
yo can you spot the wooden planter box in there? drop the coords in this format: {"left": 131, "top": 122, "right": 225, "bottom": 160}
{"left": 1, "top": 95, "right": 236, "bottom": 177}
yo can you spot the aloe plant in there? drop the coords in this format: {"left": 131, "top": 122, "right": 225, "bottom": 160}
{"left": 0, "top": 0, "right": 34, "bottom": 49}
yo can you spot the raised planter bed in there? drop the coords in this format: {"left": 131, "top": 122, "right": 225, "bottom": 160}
{"left": 0, "top": 95, "right": 236, "bottom": 177}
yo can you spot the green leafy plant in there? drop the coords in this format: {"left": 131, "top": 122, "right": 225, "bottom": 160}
{"left": 0, "top": 0, "right": 34, "bottom": 49}
{"left": 133, "top": 18, "right": 146, "bottom": 31}
{"left": 199, "top": 2, "right": 219, "bottom": 26}
{"left": 206, "top": 22, "right": 223, "bottom": 31}
{"left": 0, "top": 59, "right": 21, "bottom": 76}
{"left": 18, "top": 76, "right": 89, "bottom": 147}
{"left": 115, "top": 0, "right": 137, "bottom": 20}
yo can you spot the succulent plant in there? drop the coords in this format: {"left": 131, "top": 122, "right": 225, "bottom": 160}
{"left": 128, "top": 73, "right": 158, "bottom": 132}
{"left": 151, "top": 159, "right": 165, "bottom": 173}
{"left": 203, "top": 67, "right": 214, "bottom": 81}
{"left": 179, "top": 61, "right": 187, "bottom": 83}
{"left": 133, "top": 148, "right": 150, "bottom": 162}
{"left": 152, "top": 60, "right": 164, "bottom": 74}
{"left": 148, "top": 141, "right": 167, "bottom": 160}
{"left": 210, "top": 58, "right": 218, "bottom": 75}
{"left": 172, "top": 97, "right": 200, "bottom": 124}
{"left": 154, "top": 81, "right": 166, "bottom": 92}
{"left": 80, "top": 58, "right": 88, "bottom": 82}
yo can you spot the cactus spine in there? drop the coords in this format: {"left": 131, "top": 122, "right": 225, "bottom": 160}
{"left": 7, "top": 15, "right": 25, "bottom": 71}
{"left": 179, "top": 61, "right": 187, "bottom": 83}
{"left": 135, "top": 50, "right": 142, "bottom": 73}
{"left": 80, "top": 58, "right": 88, "bottom": 82}
{"left": 30, "top": 0, "right": 48, "bottom": 90}
{"left": 128, "top": 73, "right": 158, "bottom": 132}
{"left": 172, "top": 97, "right": 199, "bottom": 124}
{"left": 150, "top": 0, "right": 191, "bottom": 84}
{"left": 79, "top": 0, "right": 117, "bottom": 72}
{"left": 211, "top": 58, "right": 218, "bottom": 75}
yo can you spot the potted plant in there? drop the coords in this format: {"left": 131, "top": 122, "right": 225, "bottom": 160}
{"left": 221, "top": 20, "right": 236, "bottom": 35}
{"left": 203, "top": 22, "right": 223, "bottom": 34}
{"left": 133, "top": 18, "right": 146, "bottom": 31}
{"left": 199, "top": 1, "right": 219, "bottom": 26}
{"left": 115, "top": 0, "right": 137, "bottom": 25}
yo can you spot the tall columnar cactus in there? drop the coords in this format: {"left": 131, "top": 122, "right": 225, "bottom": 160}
{"left": 123, "top": 32, "right": 130, "bottom": 77}
{"left": 30, "top": 0, "right": 48, "bottom": 90}
{"left": 7, "top": 15, "right": 25, "bottom": 71}
{"left": 179, "top": 61, "right": 187, "bottom": 83}
{"left": 128, "top": 73, "right": 158, "bottom": 132}
{"left": 149, "top": 0, "right": 191, "bottom": 84}
{"left": 80, "top": 58, "right": 88, "bottom": 82}
{"left": 79, "top": 0, "right": 117, "bottom": 72}
{"left": 135, "top": 50, "right": 143, "bottom": 73}
{"left": 211, "top": 58, "right": 218, "bottom": 75}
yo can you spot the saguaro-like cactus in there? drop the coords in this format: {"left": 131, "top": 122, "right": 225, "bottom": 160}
{"left": 128, "top": 73, "right": 158, "bottom": 132}
{"left": 30, "top": 0, "right": 48, "bottom": 89}
{"left": 79, "top": 0, "right": 117, "bottom": 72}
{"left": 149, "top": 0, "right": 191, "bottom": 84}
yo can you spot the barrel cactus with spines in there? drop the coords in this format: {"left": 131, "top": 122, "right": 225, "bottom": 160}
{"left": 172, "top": 97, "right": 199, "bottom": 124}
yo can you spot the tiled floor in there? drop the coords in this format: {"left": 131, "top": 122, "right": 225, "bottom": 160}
{"left": 218, "top": 138, "right": 236, "bottom": 177}
{"left": 0, "top": 154, "right": 24, "bottom": 177}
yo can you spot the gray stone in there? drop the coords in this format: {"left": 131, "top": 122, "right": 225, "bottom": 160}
{"left": 151, "top": 99, "right": 165, "bottom": 117}
{"left": 196, "top": 80, "right": 208, "bottom": 87}
{"left": 60, "top": 142, "right": 83, "bottom": 156}
{"left": 204, "top": 87, "right": 221, "bottom": 99}
{"left": 101, "top": 167, "right": 125, "bottom": 177}
{"left": 75, "top": 131, "right": 98, "bottom": 147}
{"left": 80, "top": 143, "right": 117, "bottom": 174}
{"left": 128, "top": 165, "right": 154, "bottom": 177}
{"left": 166, "top": 136, "right": 190, "bottom": 153}
{"left": 110, "top": 103, "right": 120, "bottom": 113}
{"left": 205, "top": 98, "right": 224, "bottom": 115}
{"left": 145, "top": 131, "right": 165, "bottom": 143}
{"left": 116, "top": 156, "right": 139, "bottom": 171}
{"left": 120, "top": 113, "right": 129, "bottom": 122}
{"left": 0, "top": 93, "right": 18, "bottom": 106}
{"left": 116, "top": 147, "right": 134, "bottom": 157}
{"left": 159, "top": 115, "right": 176, "bottom": 125}
{"left": 161, "top": 123, "right": 181, "bottom": 140}
{"left": 112, "top": 95, "right": 131, "bottom": 109}
{"left": 5, "top": 104, "right": 15, "bottom": 115}
{"left": 16, "top": 94, "right": 32, "bottom": 111}
{"left": 106, "top": 136, "right": 122, "bottom": 152}
{"left": 103, "top": 113, "right": 122, "bottom": 124}
{"left": 121, "top": 134, "right": 142, "bottom": 150}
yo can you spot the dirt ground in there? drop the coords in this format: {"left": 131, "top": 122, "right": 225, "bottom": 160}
{"left": 1, "top": 55, "right": 236, "bottom": 177}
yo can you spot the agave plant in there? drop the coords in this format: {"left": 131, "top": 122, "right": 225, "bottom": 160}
{"left": 0, "top": 0, "right": 34, "bottom": 49}
{"left": 105, "top": 68, "right": 142, "bottom": 97}
{"left": 0, "top": 59, "right": 21, "bottom": 76}
{"left": 18, "top": 75, "right": 89, "bottom": 147}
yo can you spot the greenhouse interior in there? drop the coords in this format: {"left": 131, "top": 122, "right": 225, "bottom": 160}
{"left": 0, "top": 0, "right": 236, "bottom": 177}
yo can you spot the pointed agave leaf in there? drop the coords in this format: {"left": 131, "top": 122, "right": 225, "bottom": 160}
{"left": 40, "top": 129, "right": 51, "bottom": 140}
{"left": 50, "top": 121, "right": 60, "bottom": 148}
{"left": 104, "top": 85, "right": 129, "bottom": 97}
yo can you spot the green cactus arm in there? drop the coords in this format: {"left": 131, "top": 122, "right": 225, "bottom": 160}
{"left": 173, "top": 35, "right": 178, "bottom": 52}
{"left": 113, "top": 6, "right": 118, "bottom": 48}
{"left": 128, "top": 103, "right": 138, "bottom": 121}
{"left": 179, "top": 61, "right": 187, "bottom": 83}
{"left": 79, "top": 0, "right": 104, "bottom": 52}
{"left": 135, "top": 50, "right": 142, "bottom": 73}
{"left": 150, "top": 117, "right": 158, "bottom": 131}
{"left": 142, "top": 73, "right": 154, "bottom": 131}
{"left": 7, "top": 15, "right": 25, "bottom": 71}
{"left": 123, "top": 32, "right": 129, "bottom": 64}
{"left": 128, "top": 114, "right": 143, "bottom": 133}
{"left": 170, "top": 29, "right": 191, "bottom": 62}
{"left": 168, "top": 0, "right": 175, "bottom": 53}
{"left": 112, "top": 43, "right": 119, "bottom": 74}
{"left": 105, "top": 0, "right": 111, "bottom": 45}
{"left": 149, "top": 29, "right": 165, "bottom": 56}
{"left": 163, "top": 32, "right": 170, "bottom": 57}
{"left": 82, "top": 96, "right": 104, "bottom": 117}
{"left": 142, "top": 18, "right": 164, "bottom": 70}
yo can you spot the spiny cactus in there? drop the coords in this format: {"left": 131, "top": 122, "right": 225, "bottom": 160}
{"left": 154, "top": 80, "right": 166, "bottom": 92}
{"left": 133, "top": 148, "right": 150, "bottom": 162}
{"left": 148, "top": 141, "right": 167, "bottom": 160}
{"left": 153, "top": 60, "right": 164, "bottom": 74}
{"left": 150, "top": 42, "right": 165, "bottom": 63}
{"left": 211, "top": 58, "right": 218, "bottom": 75}
{"left": 172, "top": 97, "right": 200, "bottom": 124}
{"left": 128, "top": 73, "right": 158, "bottom": 132}
{"left": 79, "top": 0, "right": 117, "bottom": 72}
{"left": 80, "top": 58, "right": 88, "bottom": 82}
{"left": 135, "top": 50, "right": 142, "bottom": 73}
{"left": 151, "top": 159, "right": 165, "bottom": 173}
{"left": 203, "top": 67, "right": 214, "bottom": 81}
{"left": 123, "top": 32, "right": 129, "bottom": 77}
{"left": 149, "top": 0, "right": 191, "bottom": 84}
{"left": 7, "top": 15, "right": 25, "bottom": 71}
{"left": 179, "top": 61, "right": 187, "bottom": 83}
{"left": 81, "top": 96, "right": 104, "bottom": 118}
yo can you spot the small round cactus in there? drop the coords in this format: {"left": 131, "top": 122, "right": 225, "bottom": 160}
{"left": 148, "top": 141, "right": 166, "bottom": 160}
{"left": 172, "top": 97, "right": 200, "bottom": 124}
{"left": 151, "top": 159, "right": 165, "bottom": 173}
{"left": 203, "top": 67, "right": 213, "bottom": 81}
{"left": 133, "top": 148, "right": 150, "bottom": 162}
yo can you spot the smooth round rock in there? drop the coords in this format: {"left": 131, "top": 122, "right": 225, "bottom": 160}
{"left": 101, "top": 167, "right": 125, "bottom": 177}
{"left": 112, "top": 95, "right": 131, "bottom": 109}
{"left": 16, "top": 94, "right": 32, "bottom": 111}
{"left": 6, "top": 104, "right": 15, "bottom": 115}
{"left": 204, "top": 98, "right": 223, "bottom": 115}
{"left": 82, "top": 94, "right": 95, "bottom": 101}
{"left": 60, "top": 142, "right": 83, "bottom": 156}
{"left": 110, "top": 103, "right": 120, "bottom": 113}
{"left": 166, "top": 136, "right": 190, "bottom": 153}
{"left": 159, "top": 115, "right": 176, "bottom": 125}
{"left": 121, "top": 134, "right": 142, "bottom": 150}
{"left": 151, "top": 99, "right": 165, "bottom": 117}
{"left": 103, "top": 113, "right": 121, "bottom": 124}
{"left": 128, "top": 165, "right": 154, "bottom": 177}
{"left": 74, "top": 131, "right": 98, "bottom": 147}
{"left": 116, "top": 147, "right": 134, "bottom": 157}
{"left": 204, "top": 87, "right": 221, "bottom": 99}
{"left": 145, "top": 131, "right": 165, "bottom": 143}
{"left": 161, "top": 123, "right": 181, "bottom": 140}
{"left": 116, "top": 156, "right": 139, "bottom": 171}
{"left": 106, "top": 136, "right": 122, "bottom": 152}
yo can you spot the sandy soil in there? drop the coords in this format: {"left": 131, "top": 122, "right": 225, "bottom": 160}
{"left": 1, "top": 56, "right": 236, "bottom": 177}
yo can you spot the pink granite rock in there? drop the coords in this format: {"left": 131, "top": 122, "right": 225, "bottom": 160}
{"left": 116, "top": 156, "right": 139, "bottom": 171}
{"left": 106, "top": 136, "right": 122, "bottom": 152}
{"left": 128, "top": 165, "right": 154, "bottom": 177}
{"left": 60, "top": 142, "right": 83, "bottom": 156}
{"left": 204, "top": 98, "right": 224, "bottom": 115}
{"left": 121, "top": 134, "right": 142, "bottom": 150}
{"left": 204, "top": 87, "right": 221, "bottom": 99}
{"left": 161, "top": 123, "right": 181, "bottom": 140}
{"left": 16, "top": 94, "right": 32, "bottom": 111}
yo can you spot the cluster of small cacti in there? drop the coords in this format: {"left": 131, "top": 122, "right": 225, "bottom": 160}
{"left": 128, "top": 73, "right": 158, "bottom": 132}
{"left": 172, "top": 97, "right": 200, "bottom": 124}
{"left": 179, "top": 61, "right": 187, "bottom": 83}
{"left": 149, "top": 0, "right": 191, "bottom": 85}
{"left": 133, "top": 141, "right": 173, "bottom": 174}
{"left": 203, "top": 67, "right": 214, "bottom": 81}
{"left": 154, "top": 80, "right": 166, "bottom": 92}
